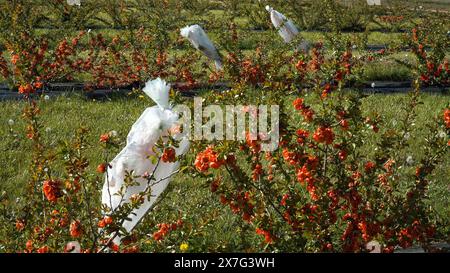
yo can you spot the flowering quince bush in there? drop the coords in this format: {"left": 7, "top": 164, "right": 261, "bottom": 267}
{"left": 0, "top": 0, "right": 449, "bottom": 253}
{"left": 186, "top": 36, "right": 449, "bottom": 252}
{"left": 406, "top": 24, "right": 449, "bottom": 87}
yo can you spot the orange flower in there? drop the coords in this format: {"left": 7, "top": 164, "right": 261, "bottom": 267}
{"left": 26, "top": 240, "right": 33, "bottom": 252}
{"left": 70, "top": 220, "right": 83, "bottom": 238}
{"left": 34, "top": 81, "right": 43, "bottom": 89}
{"left": 98, "top": 216, "right": 113, "bottom": 228}
{"left": 444, "top": 109, "right": 450, "bottom": 129}
{"left": 18, "top": 84, "right": 34, "bottom": 95}
{"left": 11, "top": 54, "right": 19, "bottom": 65}
{"left": 43, "top": 180, "right": 62, "bottom": 203}
{"left": 16, "top": 220, "right": 25, "bottom": 231}
{"left": 293, "top": 98, "right": 304, "bottom": 111}
{"left": 194, "top": 147, "right": 224, "bottom": 172}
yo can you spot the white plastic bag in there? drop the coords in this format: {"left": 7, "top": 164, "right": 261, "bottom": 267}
{"left": 101, "top": 78, "right": 190, "bottom": 241}
{"left": 180, "top": 24, "right": 223, "bottom": 70}
{"left": 265, "top": 6, "right": 299, "bottom": 44}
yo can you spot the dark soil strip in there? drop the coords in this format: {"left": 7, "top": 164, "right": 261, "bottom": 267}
{"left": 0, "top": 81, "right": 448, "bottom": 101}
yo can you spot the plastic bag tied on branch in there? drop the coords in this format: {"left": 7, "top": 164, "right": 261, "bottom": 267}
{"left": 180, "top": 24, "right": 223, "bottom": 70}
{"left": 101, "top": 78, "right": 190, "bottom": 244}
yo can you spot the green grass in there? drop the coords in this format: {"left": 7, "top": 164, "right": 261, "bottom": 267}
{"left": 2, "top": 92, "right": 449, "bottom": 192}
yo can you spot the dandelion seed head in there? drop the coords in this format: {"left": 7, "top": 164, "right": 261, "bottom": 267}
{"left": 404, "top": 132, "right": 410, "bottom": 140}
{"left": 406, "top": 156, "right": 414, "bottom": 165}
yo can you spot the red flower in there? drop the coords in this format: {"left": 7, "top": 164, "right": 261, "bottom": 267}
{"left": 293, "top": 98, "right": 315, "bottom": 121}
{"left": 43, "top": 180, "right": 62, "bottom": 203}
{"left": 162, "top": 147, "right": 176, "bottom": 163}
{"left": 426, "top": 61, "right": 434, "bottom": 72}
{"left": 26, "top": 240, "right": 33, "bottom": 252}
{"left": 296, "top": 129, "right": 309, "bottom": 145}
{"left": 321, "top": 84, "right": 332, "bottom": 98}
{"left": 282, "top": 148, "right": 298, "bottom": 166}
{"left": 420, "top": 74, "right": 429, "bottom": 83}
{"left": 99, "top": 133, "right": 110, "bottom": 143}
{"left": 70, "top": 220, "right": 83, "bottom": 238}
{"left": 280, "top": 194, "right": 289, "bottom": 206}
{"left": 210, "top": 178, "right": 220, "bottom": 193}
{"left": 37, "top": 246, "right": 49, "bottom": 253}
{"left": 152, "top": 223, "right": 172, "bottom": 241}
{"left": 340, "top": 119, "right": 349, "bottom": 131}
{"left": 109, "top": 242, "right": 120, "bottom": 252}
{"left": 295, "top": 59, "right": 306, "bottom": 72}
{"left": 256, "top": 228, "right": 273, "bottom": 244}
{"left": 246, "top": 132, "right": 261, "bottom": 154}
{"left": 313, "top": 126, "right": 334, "bottom": 145}
{"left": 97, "top": 163, "right": 107, "bottom": 173}
{"left": 364, "top": 161, "right": 376, "bottom": 173}
{"left": 339, "top": 150, "right": 348, "bottom": 161}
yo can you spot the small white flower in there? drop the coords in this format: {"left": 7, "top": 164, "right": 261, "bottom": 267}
{"left": 110, "top": 130, "right": 118, "bottom": 137}
{"left": 438, "top": 131, "right": 446, "bottom": 138}
{"left": 406, "top": 156, "right": 414, "bottom": 165}
{"left": 404, "top": 132, "right": 410, "bottom": 140}
{"left": 67, "top": 0, "right": 81, "bottom": 6}
{"left": 44, "top": 95, "right": 50, "bottom": 101}
{"left": 371, "top": 82, "right": 376, "bottom": 88}
{"left": 45, "top": 127, "right": 52, "bottom": 133}
{"left": 8, "top": 119, "right": 14, "bottom": 126}
{"left": 87, "top": 29, "right": 92, "bottom": 33}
